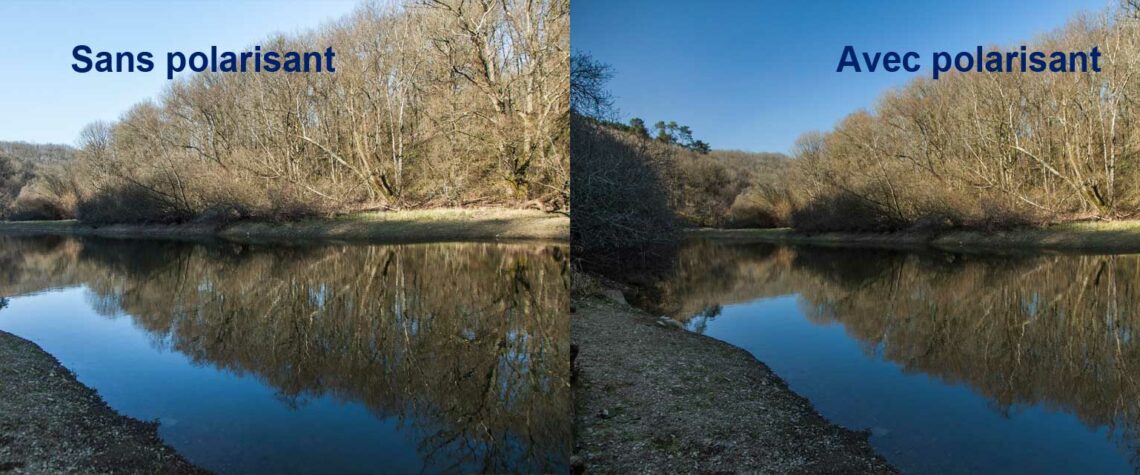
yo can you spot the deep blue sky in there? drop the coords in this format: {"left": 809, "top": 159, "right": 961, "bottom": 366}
{"left": 0, "top": 0, "right": 359, "bottom": 145}
{"left": 572, "top": 0, "right": 1108, "bottom": 153}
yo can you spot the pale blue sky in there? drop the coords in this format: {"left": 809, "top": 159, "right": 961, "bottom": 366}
{"left": 573, "top": 0, "right": 1110, "bottom": 153}
{"left": 0, "top": 0, "right": 361, "bottom": 145}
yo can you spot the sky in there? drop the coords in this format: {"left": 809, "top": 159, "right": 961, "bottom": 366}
{"left": 0, "top": 0, "right": 361, "bottom": 145}
{"left": 572, "top": 0, "right": 1110, "bottom": 153}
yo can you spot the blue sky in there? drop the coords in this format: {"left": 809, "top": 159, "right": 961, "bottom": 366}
{"left": 0, "top": 0, "right": 360, "bottom": 145}
{"left": 572, "top": 0, "right": 1109, "bottom": 153}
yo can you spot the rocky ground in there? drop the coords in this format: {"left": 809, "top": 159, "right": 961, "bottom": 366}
{"left": 0, "top": 330, "right": 205, "bottom": 474}
{"left": 571, "top": 294, "right": 896, "bottom": 474}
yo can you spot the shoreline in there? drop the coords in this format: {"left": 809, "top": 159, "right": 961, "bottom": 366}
{"left": 0, "top": 330, "right": 206, "bottom": 474}
{"left": 690, "top": 220, "right": 1140, "bottom": 253}
{"left": 0, "top": 208, "right": 569, "bottom": 244}
{"left": 571, "top": 290, "right": 896, "bottom": 473}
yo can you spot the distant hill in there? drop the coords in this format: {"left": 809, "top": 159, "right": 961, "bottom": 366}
{"left": 588, "top": 117, "right": 794, "bottom": 227}
{"left": 0, "top": 141, "right": 76, "bottom": 219}
{"left": 0, "top": 141, "right": 76, "bottom": 163}
{"left": 708, "top": 149, "right": 790, "bottom": 183}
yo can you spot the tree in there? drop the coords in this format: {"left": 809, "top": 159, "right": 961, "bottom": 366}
{"left": 654, "top": 121, "right": 671, "bottom": 143}
{"left": 629, "top": 118, "right": 650, "bottom": 139}
{"left": 649, "top": 120, "right": 710, "bottom": 153}
{"left": 571, "top": 52, "right": 616, "bottom": 119}
{"left": 31, "top": 0, "right": 571, "bottom": 223}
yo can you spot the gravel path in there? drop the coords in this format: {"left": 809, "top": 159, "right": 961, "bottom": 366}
{"left": 572, "top": 295, "right": 896, "bottom": 474}
{"left": 0, "top": 330, "right": 205, "bottom": 474}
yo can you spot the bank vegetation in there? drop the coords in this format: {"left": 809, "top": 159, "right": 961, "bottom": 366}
{"left": 785, "top": 4, "right": 1140, "bottom": 232}
{"left": 2, "top": 0, "right": 568, "bottom": 225}
{"left": 573, "top": 2, "right": 1140, "bottom": 262}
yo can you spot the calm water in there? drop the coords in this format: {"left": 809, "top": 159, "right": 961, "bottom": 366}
{"left": 628, "top": 240, "right": 1140, "bottom": 474}
{"left": 0, "top": 236, "right": 569, "bottom": 474}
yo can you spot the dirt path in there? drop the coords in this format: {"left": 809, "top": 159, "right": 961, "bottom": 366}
{"left": 572, "top": 295, "right": 896, "bottom": 474}
{"left": 0, "top": 330, "right": 205, "bottom": 474}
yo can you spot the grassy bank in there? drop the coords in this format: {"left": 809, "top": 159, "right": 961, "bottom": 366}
{"left": 0, "top": 208, "right": 569, "bottom": 244}
{"left": 691, "top": 220, "right": 1140, "bottom": 253}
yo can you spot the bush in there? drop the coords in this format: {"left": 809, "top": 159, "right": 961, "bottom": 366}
{"left": 964, "top": 199, "right": 1042, "bottom": 232}
{"left": 76, "top": 185, "right": 194, "bottom": 225}
{"left": 570, "top": 114, "right": 678, "bottom": 266}
{"left": 725, "top": 187, "right": 795, "bottom": 228}
{"left": 8, "top": 194, "right": 71, "bottom": 221}
{"left": 791, "top": 191, "right": 908, "bottom": 233}
{"left": 262, "top": 185, "right": 329, "bottom": 222}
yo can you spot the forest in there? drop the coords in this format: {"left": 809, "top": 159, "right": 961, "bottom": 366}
{"left": 788, "top": 5, "right": 1140, "bottom": 232}
{"left": 2, "top": 0, "right": 568, "bottom": 224}
{"left": 571, "top": 53, "right": 791, "bottom": 263}
{"left": 572, "top": 2, "right": 1140, "bottom": 262}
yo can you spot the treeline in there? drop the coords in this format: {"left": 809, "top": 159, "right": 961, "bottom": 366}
{"left": 774, "top": 4, "right": 1140, "bottom": 232}
{"left": 570, "top": 53, "right": 791, "bottom": 263}
{"left": 571, "top": 114, "right": 791, "bottom": 268}
{"left": 576, "top": 2, "right": 1140, "bottom": 250}
{"left": 784, "top": 5, "right": 1140, "bottom": 232}
{"left": 17, "top": 0, "right": 568, "bottom": 224}
{"left": 589, "top": 116, "right": 792, "bottom": 227}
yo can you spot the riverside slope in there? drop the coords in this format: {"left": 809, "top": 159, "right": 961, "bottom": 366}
{"left": 572, "top": 294, "right": 896, "bottom": 473}
{"left": 0, "top": 331, "right": 205, "bottom": 474}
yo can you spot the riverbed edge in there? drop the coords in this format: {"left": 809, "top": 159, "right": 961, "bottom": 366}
{"left": 571, "top": 287, "right": 898, "bottom": 473}
{"left": 0, "top": 330, "right": 207, "bottom": 474}
{"left": 689, "top": 220, "right": 1140, "bottom": 253}
{"left": 0, "top": 208, "right": 569, "bottom": 244}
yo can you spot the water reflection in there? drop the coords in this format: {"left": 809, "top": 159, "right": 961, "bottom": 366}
{"left": 628, "top": 239, "right": 1140, "bottom": 473}
{"left": 0, "top": 236, "right": 569, "bottom": 474}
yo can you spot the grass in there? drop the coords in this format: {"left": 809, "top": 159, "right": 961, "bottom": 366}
{"left": 934, "top": 220, "right": 1140, "bottom": 252}
{"left": 690, "top": 220, "right": 1140, "bottom": 253}
{"left": 0, "top": 208, "right": 568, "bottom": 244}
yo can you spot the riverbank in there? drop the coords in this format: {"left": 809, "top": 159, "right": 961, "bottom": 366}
{"left": 571, "top": 290, "right": 895, "bottom": 473}
{"left": 0, "top": 330, "right": 205, "bottom": 474}
{"left": 692, "top": 220, "right": 1140, "bottom": 253}
{"left": 0, "top": 208, "right": 569, "bottom": 244}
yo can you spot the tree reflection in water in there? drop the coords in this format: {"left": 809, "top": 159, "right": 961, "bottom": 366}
{"left": 631, "top": 239, "right": 1140, "bottom": 466}
{"left": 0, "top": 236, "right": 569, "bottom": 473}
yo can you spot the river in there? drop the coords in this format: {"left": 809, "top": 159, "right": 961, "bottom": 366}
{"left": 0, "top": 235, "right": 569, "bottom": 474}
{"left": 624, "top": 239, "right": 1140, "bottom": 474}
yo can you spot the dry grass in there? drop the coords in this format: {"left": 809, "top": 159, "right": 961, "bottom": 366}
{"left": 0, "top": 208, "right": 568, "bottom": 243}
{"left": 690, "top": 220, "right": 1140, "bottom": 253}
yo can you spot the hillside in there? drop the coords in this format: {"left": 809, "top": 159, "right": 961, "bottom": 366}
{"left": 0, "top": 141, "right": 76, "bottom": 220}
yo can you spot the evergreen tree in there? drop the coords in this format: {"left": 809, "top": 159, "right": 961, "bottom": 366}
{"left": 629, "top": 118, "right": 650, "bottom": 139}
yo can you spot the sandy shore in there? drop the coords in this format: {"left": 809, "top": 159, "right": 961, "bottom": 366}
{"left": 0, "top": 330, "right": 205, "bottom": 474}
{"left": 0, "top": 208, "right": 569, "bottom": 244}
{"left": 571, "top": 293, "right": 896, "bottom": 473}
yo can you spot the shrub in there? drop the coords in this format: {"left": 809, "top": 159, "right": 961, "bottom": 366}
{"left": 76, "top": 185, "right": 194, "bottom": 225}
{"left": 262, "top": 185, "right": 329, "bottom": 222}
{"left": 791, "top": 191, "right": 908, "bottom": 233}
{"left": 570, "top": 114, "right": 678, "bottom": 266}
{"left": 8, "top": 194, "right": 71, "bottom": 221}
{"left": 725, "top": 186, "right": 796, "bottom": 228}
